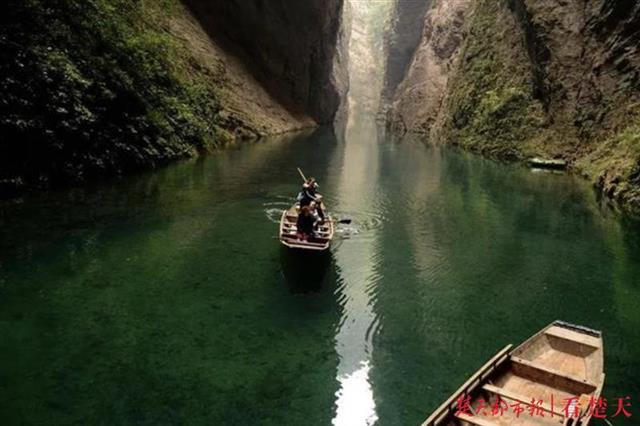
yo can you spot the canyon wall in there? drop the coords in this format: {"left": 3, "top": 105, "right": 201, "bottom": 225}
{"left": 386, "top": 0, "right": 640, "bottom": 215}
{"left": 380, "top": 0, "right": 432, "bottom": 109}
{"left": 0, "top": 0, "right": 346, "bottom": 196}
{"left": 385, "top": 0, "right": 473, "bottom": 136}
{"left": 182, "top": 0, "right": 346, "bottom": 124}
{"left": 346, "top": 0, "right": 394, "bottom": 120}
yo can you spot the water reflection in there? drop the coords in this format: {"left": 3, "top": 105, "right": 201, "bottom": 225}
{"left": 2, "top": 121, "right": 640, "bottom": 425}
{"left": 280, "top": 248, "right": 333, "bottom": 294}
{"left": 330, "top": 118, "right": 384, "bottom": 426}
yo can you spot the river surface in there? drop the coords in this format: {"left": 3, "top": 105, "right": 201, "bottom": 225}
{"left": 1, "top": 120, "right": 640, "bottom": 425}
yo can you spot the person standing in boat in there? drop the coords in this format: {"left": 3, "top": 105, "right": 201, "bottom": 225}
{"left": 296, "top": 205, "right": 316, "bottom": 241}
{"left": 298, "top": 177, "right": 320, "bottom": 207}
{"left": 299, "top": 178, "right": 325, "bottom": 220}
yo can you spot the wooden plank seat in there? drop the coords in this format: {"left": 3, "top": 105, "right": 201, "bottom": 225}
{"left": 481, "top": 384, "right": 564, "bottom": 417}
{"left": 544, "top": 327, "right": 600, "bottom": 350}
{"left": 455, "top": 413, "right": 500, "bottom": 426}
{"left": 282, "top": 229, "right": 331, "bottom": 238}
{"left": 510, "top": 357, "right": 597, "bottom": 394}
{"left": 282, "top": 224, "right": 331, "bottom": 236}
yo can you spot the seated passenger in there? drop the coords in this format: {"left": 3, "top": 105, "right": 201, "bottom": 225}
{"left": 310, "top": 197, "right": 325, "bottom": 223}
{"left": 296, "top": 206, "right": 316, "bottom": 240}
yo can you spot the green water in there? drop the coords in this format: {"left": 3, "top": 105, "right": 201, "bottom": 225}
{"left": 1, "top": 121, "right": 639, "bottom": 425}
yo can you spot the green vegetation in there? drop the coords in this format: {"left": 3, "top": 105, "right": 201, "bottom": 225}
{"left": 443, "top": 0, "right": 547, "bottom": 160}
{"left": 441, "top": 0, "right": 640, "bottom": 215}
{"left": 0, "top": 0, "right": 233, "bottom": 195}
{"left": 578, "top": 119, "right": 640, "bottom": 214}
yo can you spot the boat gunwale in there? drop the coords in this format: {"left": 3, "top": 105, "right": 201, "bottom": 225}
{"left": 421, "top": 345, "right": 513, "bottom": 426}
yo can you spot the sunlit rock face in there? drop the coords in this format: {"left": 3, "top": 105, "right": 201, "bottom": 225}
{"left": 182, "top": 0, "right": 345, "bottom": 124}
{"left": 346, "top": 0, "right": 394, "bottom": 120}
{"left": 380, "top": 0, "right": 432, "bottom": 109}
{"left": 332, "top": 0, "right": 352, "bottom": 126}
{"left": 385, "top": 0, "right": 473, "bottom": 136}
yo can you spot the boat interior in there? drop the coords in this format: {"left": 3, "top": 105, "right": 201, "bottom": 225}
{"left": 428, "top": 324, "right": 604, "bottom": 426}
{"left": 280, "top": 205, "right": 333, "bottom": 250}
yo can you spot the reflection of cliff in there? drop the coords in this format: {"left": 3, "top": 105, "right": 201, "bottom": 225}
{"left": 329, "top": 120, "right": 383, "bottom": 426}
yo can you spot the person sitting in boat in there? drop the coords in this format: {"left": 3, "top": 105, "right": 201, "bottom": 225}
{"left": 310, "top": 197, "right": 325, "bottom": 223}
{"left": 296, "top": 205, "right": 316, "bottom": 240}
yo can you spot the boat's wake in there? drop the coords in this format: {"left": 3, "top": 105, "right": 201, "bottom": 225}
{"left": 265, "top": 199, "right": 384, "bottom": 241}
{"left": 264, "top": 197, "right": 292, "bottom": 223}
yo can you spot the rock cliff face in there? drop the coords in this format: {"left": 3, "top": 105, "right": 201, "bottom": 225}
{"left": 385, "top": 0, "right": 473, "bottom": 136}
{"left": 0, "top": 0, "right": 346, "bottom": 197}
{"left": 346, "top": 0, "right": 394, "bottom": 119}
{"left": 182, "top": 0, "right": 345, "bottom": 124}
{"left": 380, "top": 0, "right": 432, "bottom": 109}
{"left": 386, "top": 0, "right": 640, "bottom": 215}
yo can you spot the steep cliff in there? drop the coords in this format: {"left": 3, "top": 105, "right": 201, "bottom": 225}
{"left": 387, "top": 0, "right": 640, "bottom": 215}
{"left": 380, "top": 0, "right": 432, "bottom": 109}
{"left": 386, "top": 0, "right": 473, "bottom": 136}
{"left": 0, "top": 0, "right": 345, "bottom": 197}
{"left": 182, "top": 0, "right": 345, "bottom": 124}
{"left": 347, "top": 0, "right": 394, "bottom": 118}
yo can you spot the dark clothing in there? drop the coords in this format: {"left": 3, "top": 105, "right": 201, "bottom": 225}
{"left": 299, "top": 187, "right": 316, "bottom": 207}
{"left": 300, "top": 195, "right": 313, "bottom": 207}
{"left": 296, "top": 213, "right": 315, "bottom": 236}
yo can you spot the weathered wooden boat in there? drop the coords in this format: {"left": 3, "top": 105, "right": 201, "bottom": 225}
{"left": 422, "top": 321, "right": 604, "bottom": 426}
{"left": 279, "top": 204, "right": 334, "bottom": 251}
{"left": 528, "top": 157, "right": 568, "bottom": 170}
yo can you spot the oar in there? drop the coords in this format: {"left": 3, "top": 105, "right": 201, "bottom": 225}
{"left": 297, "top": 167, "right": 307, "bottom": 183}
{"left": 334, "top": 219, "right": 352, "bottom": 225}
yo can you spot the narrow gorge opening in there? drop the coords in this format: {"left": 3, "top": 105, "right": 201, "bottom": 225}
{"left": 344, "top": 0, "right": 394, "bottom": 123}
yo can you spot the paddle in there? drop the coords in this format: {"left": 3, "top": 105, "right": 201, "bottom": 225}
{"left": 297, "top": 167, "right": 307, "bottom": 183}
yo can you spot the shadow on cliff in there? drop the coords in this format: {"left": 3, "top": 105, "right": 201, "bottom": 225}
{"left": 181, "top": 0, "right": 343, "bottom": 124}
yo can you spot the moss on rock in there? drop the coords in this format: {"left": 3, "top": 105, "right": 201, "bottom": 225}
{"left": 442, "top": 0, "right": 548, "bottom": 160}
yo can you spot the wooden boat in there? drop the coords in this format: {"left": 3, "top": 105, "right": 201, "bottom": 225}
{"left": 422, "top": 321, "right": 604, "bottom": 426}
{"left": 528, "top": 157, "right": 567, "bottom": 170}
{"left": 279, "top": 204, "right": 334, "bottom": 251}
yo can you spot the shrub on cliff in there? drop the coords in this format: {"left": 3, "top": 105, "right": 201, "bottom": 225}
{"left": 0, "top": 0, "right": 226, "bottom": 195}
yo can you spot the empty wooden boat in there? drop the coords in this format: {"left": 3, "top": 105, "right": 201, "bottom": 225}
{"left": 279, "top": 204, "right": 334, "bottom": 251}
{"left": 422, "top": 321, "right": 604, "bottom": 426}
